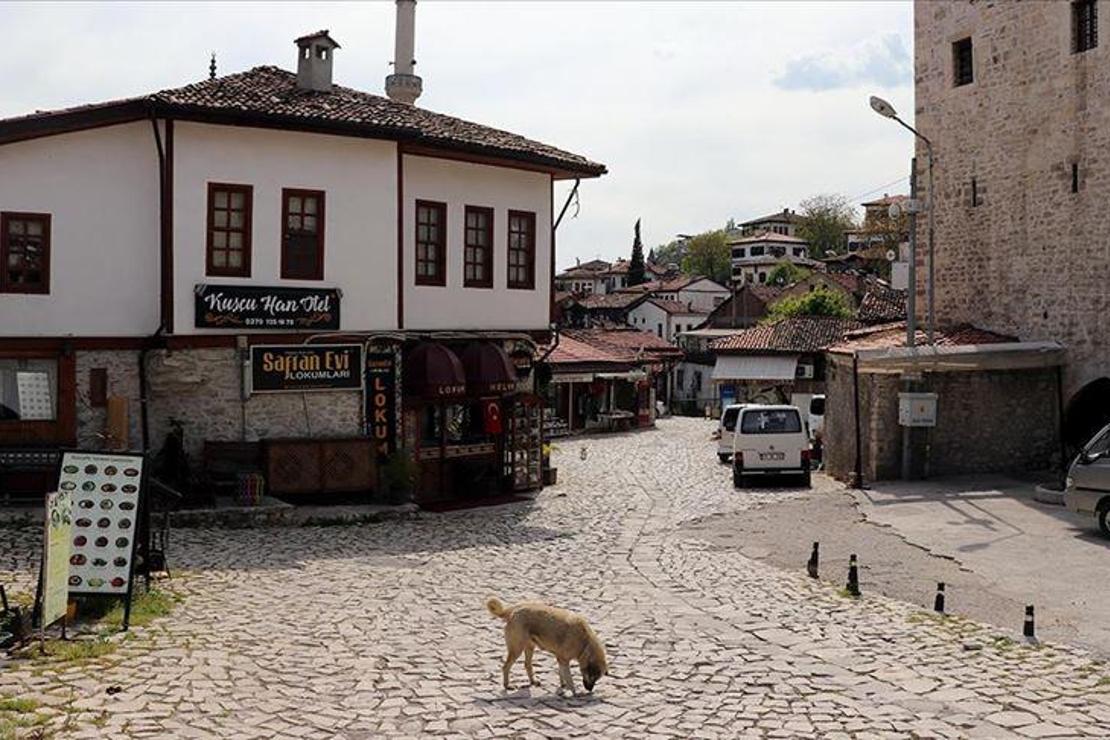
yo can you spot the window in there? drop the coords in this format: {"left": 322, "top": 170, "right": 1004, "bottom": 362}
{"left": 507, "top": 210, "right": 536, "bottom": 289}
{"left": 676, "top": 369, "right": 685, "bottom": 391}
{"left": 1075, "top": 0, "right": 1099, "bottom": 53}
{"left": 971, "top": 177, "right": 980, "bottom": 206}
{"left": 793, "top": 247, "right": 804, "bottom": 257}
{"left": 206, "top": 184, "right": 252, "bottom": 277}
{"left": 463, "top": 206, "right": 493, "bottom": 288}
{"left": 281, "top": 189, "right": 325, "bottom": 280}
{"left": 1, "top": 212, "right": 50, "bottom": 293}
{"left": 693, "top": 370, "right": 702, "bottom": 392}
{"left": 415, "top": 200, "right": 447, "bottom": 286}
{"left": 1072, "top": 163, "right": 1081, "bottom": 194}
{"left": 657, "top": 323, "right": 663, "bottom": 338}
{"left": 758, "top": 272, "right": 767, "bottom": 284}
{"left": 733, "top": 247, "right": 746, "bottom": 259}
{"left": 953, "top": 37, "right": 974, "bottom": 86}
{"left": 740, "top": 408, "right": 802, "bottom": 435}
{"left": 0, "top": 358, "right": 57, "bottom": 421}
{"left": 750, "top": 246, "right": 765, "bottom": 256}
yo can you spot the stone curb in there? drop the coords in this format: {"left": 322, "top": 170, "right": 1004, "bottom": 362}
{"left": 168, "top": 502, "right": 420, "bottom": 529}
{"left": 1033, "top": 485, "right": 1065, "bottom": 506}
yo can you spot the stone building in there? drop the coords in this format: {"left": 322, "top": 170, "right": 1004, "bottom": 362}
{"left": 0, "top": 11, "right": 605, "bottom": 503}
{"left": 915, "top": 0, "right": 1110, "bottom": 447}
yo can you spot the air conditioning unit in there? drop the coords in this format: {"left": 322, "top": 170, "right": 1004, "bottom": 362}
{"left": 796, "top": 364, "right": 815, "bottom": 379}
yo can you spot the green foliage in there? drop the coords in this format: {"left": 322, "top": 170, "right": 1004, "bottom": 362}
{"left": 103, "top": 589, "right": 178, "bottom": 631}
{"left": 797, "top": 194, "right": 858, "bottom": 259}
{"left": 628, "top": 219, "right": 647, "bottom": 286}
{"left": 680, "top": 229, "right": 731, "bottom": 284}
{"left": 766, "top": 287, "right": 854, "bottom": 322}
{"left": 651, "top": 238, "right": 685, "bottom": 268}
{"left": 381, "top": 452, "right": 418, "bottom": 505}
{"left": 0, "top": 694, "right": 48, "bottom": 740}
{"left": 766, "top": 260, "right": 811, "bottom": 287}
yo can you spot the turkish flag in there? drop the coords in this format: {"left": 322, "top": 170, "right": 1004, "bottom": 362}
{"left": 483, "top": 399, "right": 503, "bottom": 435}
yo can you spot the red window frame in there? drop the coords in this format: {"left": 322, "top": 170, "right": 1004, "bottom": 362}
{"left": 507, "top": 210, "right": 536, "bottom": 290}
{"left": 281, "top": 188, "right": 326, "bottom": 280}
{"left": 415, "top": 200, "right": 447, "bottom": 287}
{"left": 206, "top": 183, "right": 253, "bottom": 278}
{"left": 463, "top": 205, "right": 494, "bottom": 289}
{"left": 0, "top": 212, "right": 51, "bottom": 294}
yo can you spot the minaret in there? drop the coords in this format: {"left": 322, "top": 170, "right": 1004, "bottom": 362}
{"left": 385, "top": 0, "right": 423, "bottom": 105}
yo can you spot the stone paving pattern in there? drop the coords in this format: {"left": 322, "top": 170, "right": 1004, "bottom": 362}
{"left": 2, "top": 418, "right": 1110, "bottom": 738}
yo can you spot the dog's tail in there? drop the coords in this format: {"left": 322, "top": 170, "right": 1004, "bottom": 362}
{"left": 485, "top": 596, "right": 509, "bottom": 620}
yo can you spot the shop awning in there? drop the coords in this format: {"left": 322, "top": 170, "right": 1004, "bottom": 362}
{"left": 711, "top": 354, "right": 799, "bottom": 382}
{"left": 596, "top": 371, "right": 648, "bottom": 381}
{"left": 403, "top": 342, "right": 466, "bottom": 398}
{"left": 853, "top": 341, "right": 1065, "bottom": 374}
{"left": 459, "top": 341, "right": 517, "bottom": 395}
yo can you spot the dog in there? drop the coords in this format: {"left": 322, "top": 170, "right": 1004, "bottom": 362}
{"left": 485, "top": 596, "right": 608, "bottom": 694}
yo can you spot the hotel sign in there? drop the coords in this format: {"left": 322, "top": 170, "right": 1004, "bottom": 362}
{"left": 250, "top": 345, "right": 363, "bottom": 393}
{"left": 195, "top": 284, "right": 340, "bottom": 330}
{"left": 365, "top": 352, "right": 397, "bottom": 456}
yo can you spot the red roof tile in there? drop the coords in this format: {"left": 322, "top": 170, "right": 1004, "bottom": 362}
{"left": 564, "top": 328, "right": 683, "bottom": 361}
{"left": 649, "top": 299, "right": 707, "bottom": 315}
{"left": 711, "top": 317, "right": 863, "bottom": 354}
{"left": 830, "top": 323, "right": 1017, "bottom": 353}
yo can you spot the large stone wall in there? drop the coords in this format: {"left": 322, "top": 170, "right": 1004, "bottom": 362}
{"left": 75, "top": 350, "right": 142, "bottom": 451}
{"left": 825, "top": 356, "right": 1060, "bottom": 481}
{"left": 145, "top": 348, "right": 362, "bottom": 458}
{"left": 915, "top": 2, "right": 1110, "bottom": 400}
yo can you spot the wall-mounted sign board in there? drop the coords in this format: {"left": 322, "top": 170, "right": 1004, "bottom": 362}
{"left": 194, "top": 284, "right": 340, "bottom": 330}
{"left": 250, "top": 344, "right": 363, "bottom": 393}
{"left": 898, "top": 392, "right": 938, "bottom": 427}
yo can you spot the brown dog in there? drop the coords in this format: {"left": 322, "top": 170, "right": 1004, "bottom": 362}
{"left": 485, "top": 596, "right": 608, "bottom": 693}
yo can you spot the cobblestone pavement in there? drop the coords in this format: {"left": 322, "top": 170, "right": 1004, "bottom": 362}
{"left": 3, "top": 417, "right": 1110, "bottom": 738}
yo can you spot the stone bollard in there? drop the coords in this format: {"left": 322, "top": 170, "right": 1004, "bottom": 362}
{"left": 806, "top": 542, "right": 819, "bottom": 579}
{"left": 1023, "top": 605, "right": 1036, "bottom": 642}
{"left": 846, "top": 554, "right": 860, "bottom": 597}
{"left": 934, "top": 582, "right": 946, "bottom": 613}
{"left": 579, "top": 446, "right": 588, "bottom": 461}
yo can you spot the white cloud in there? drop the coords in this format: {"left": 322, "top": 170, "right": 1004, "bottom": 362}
{"left": 774, "top": 34, "right": 913, "bottom": 92}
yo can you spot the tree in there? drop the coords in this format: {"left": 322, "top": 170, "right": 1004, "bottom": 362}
{"left": 628, "top": 218, "right": 647, "bottom": 286}
{"left": 765, "top": 286, "right": 854, "bottom": 322}
{"left": 797, "top": 194, "right": 857, "bottom": 259}
{"left": 651, "top": 238, "right": 686, "bottom": 268}
{"left": 766, "top": 260, "right": 811, "bottom": 287}
{"left": 680, "top": 229, "right": 731, "bottom": 284}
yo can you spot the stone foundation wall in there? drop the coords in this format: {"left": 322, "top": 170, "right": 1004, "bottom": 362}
{"left": 145, "top": 348, "right": 362, "bottom": 458}
{"left": 75, "top": 350, "right": 142, "bottom": 451}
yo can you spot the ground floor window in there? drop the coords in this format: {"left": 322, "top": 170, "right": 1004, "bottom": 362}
{"left": 0, "top": 357, "right": 57, "bottom": 420}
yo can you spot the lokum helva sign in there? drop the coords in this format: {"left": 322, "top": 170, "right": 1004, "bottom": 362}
{"left": 365, "top": 351, "right": 397, "bottom": 456}
{"left": 194, "top": 284, "right": 340, "bottom": 329}
{"left": 250, "top": 344, "right": 364, "bottom": 393}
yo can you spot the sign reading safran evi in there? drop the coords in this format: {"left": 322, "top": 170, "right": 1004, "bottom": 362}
{"left": 195, "top": 284, "right": 340, "bottom": 330}
{"left": 251, "top": 345, "right": 364, "bottom": 393}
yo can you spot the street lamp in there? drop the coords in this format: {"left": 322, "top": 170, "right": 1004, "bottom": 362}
{"left": 869, "top": 95, "right": 935, "bottom": 346}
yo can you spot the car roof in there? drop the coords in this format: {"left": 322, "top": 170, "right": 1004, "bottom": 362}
{"left": 740, "top": 405, "right": 800, "bottom": 412}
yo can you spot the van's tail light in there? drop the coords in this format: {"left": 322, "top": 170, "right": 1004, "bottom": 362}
{"left": 735, "top": 451, "right": 743, "bottom": 467}
{"left": 801, "top": 449, "right": 811, "bottom": 463}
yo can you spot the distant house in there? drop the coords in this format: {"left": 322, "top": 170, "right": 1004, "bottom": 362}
{"left": 564, "top": 291, "right": 650, "bottom": 328}
{"left": 737, "top": 207, "right": 805, "bottom": 237}
{"left": 728, "top": 232, "right": 819, "bottom": 285}
{"left": 554, "top": 259, "right": 611, "bottom": 296}
{"left": 615, "top": 275, "right": 730, "bottom": 312}
{"left": 627, "top": 298, "right": 708, "bottom": 343}
{"left": 701, "top": 284, "right": 784, "bottom": 329}
{"left": 597, "top": 258, "right": 668, "bottom": 293}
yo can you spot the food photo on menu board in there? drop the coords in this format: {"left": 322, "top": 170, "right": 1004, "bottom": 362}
{"left": 56, "top": 452, "right": 144, "bottom": 595}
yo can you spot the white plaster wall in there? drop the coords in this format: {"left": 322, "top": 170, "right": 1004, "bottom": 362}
{"left": 627, "top": 301, "right": 668, "bottom": 338}
{"left": 173, "top": 123, "right": 398, "bottom": 332}
{"left": 0, "top": 122, "right": 159, "bottom": 336}
{"left": 679, "top": 280, "right": 730, "bottom": 312}
{"left": 402, "top": 155, "right": 552, "bottom": 331}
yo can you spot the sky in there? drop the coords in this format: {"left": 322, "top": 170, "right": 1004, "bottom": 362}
{"left": 0, "top": 1, "right": 915, "bottom": 271}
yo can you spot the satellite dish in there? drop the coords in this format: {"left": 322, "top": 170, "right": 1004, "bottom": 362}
{"left": 886, "top": 249, "right": 897, "bottom": 262}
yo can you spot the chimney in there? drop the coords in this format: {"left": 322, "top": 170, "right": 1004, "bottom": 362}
{"left": 295, "top": 30, "right": 340, "bottom": 92}
{"left": 386, "top": 0, "right": 423, "bottom": 105}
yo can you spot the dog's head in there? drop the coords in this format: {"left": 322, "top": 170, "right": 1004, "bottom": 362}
{"left": 581, "top": 659, "right": 605, "bottom": 692}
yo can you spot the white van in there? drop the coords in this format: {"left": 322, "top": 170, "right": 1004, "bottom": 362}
{"left": 1065, "top": 422, "right": 1110, "bottom": 536}
{"left": 732, "top": 405, "right": 811, "bottom": 487}
{"left": 716, "top": 404, "right": 747, "bottom": 463}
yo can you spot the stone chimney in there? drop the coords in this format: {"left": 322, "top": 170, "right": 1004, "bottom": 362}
{"left": 295, "top": 30, "right": 341, "bottom": 92}
{"left": 385, "top": 0, "right": 423, "bottom": 105}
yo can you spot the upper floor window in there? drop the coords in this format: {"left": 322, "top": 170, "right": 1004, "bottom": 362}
{"left": 750, "top": 246, "right": 765, "bottom": 257}
{"left": 733, "top": 247, "right": 746, "bottom": 259}
{"left": 415, "top": 200, "right": 447, "bottom": 286}
{"left": 464, "top": 206, "right": 493, "bottom": 288}
{"left": 1075, "top": 0, "right": 1099, "bottom": 53}
{"left": 1, "top": 212, "right": 50, "bottom": 294}
{"left": 793, "top": 247, "right": 804, "bottom": 257}
{"left": 507, "top": 210, "right": 536, "bottom": 290}
{"left": 953, "top": 37, "right": 974, "bottom": 86}
{"left": 282, "top": 189, "right": 325, "bottom": 280}
{"left": 207, "top": 183, "right": 252, "bottom": 277}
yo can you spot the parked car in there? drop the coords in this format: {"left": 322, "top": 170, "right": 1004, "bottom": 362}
{"left": 732, "top": 405, "right": 811, "bottom": 487}
{"left": 716, "top": 403, "right": 748, "bottom": 463}
{"left": 1064, "top": 422, "right": 1110, "bottom": 536}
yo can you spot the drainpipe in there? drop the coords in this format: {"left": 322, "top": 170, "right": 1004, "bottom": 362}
{"left": 851, "top": 353, "right": 863, "bottom": 489}
{"left": 140, "top": 112, "right": 171, "bottom": 454}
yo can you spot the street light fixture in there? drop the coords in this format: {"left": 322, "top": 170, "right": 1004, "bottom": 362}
{"left": 869, "top": 95, "right": 936, "bottom": 346}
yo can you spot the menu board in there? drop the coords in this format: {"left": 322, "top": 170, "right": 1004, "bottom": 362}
{"left": 42, "top": 490, "right": 73, "bottom": 628}
{"left": 57, "top": 452, "right": 143, "bottom": 596}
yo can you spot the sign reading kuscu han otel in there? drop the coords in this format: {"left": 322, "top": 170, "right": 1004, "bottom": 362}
{"left": 251, "top": 344, "right": 363, "bottom": 393}
{"left": 195, "top": 285, "right": 340, "bottom": 329}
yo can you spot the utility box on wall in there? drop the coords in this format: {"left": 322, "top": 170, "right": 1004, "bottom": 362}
{"left": 899, "top": 392, "right": 938, "bottom": 427}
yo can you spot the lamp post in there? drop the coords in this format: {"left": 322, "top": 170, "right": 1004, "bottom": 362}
{"left": 869, "top": 95, "right": 935, "bottom": 345}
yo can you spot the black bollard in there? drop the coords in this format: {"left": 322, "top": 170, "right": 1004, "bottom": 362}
{"left": 1023, "top": 605, "right": 1036, "bottom": 641}
{"left": 806, "top": 542, "right": 819, "bottom": 579}
{"left": 933, "top": 582, "right": 946, "bottom": 613}
{"left": 846, "top": 554, "right": 860, "bottom": 597}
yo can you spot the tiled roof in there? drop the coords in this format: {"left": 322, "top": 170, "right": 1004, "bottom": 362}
{"left": 857, "top": 288, "right": 907, "bottom": 324}
{"left": 649, "top": 299, "right": 707, "bottom": 316}
{"left": 601, "top": 259, "right": 668, "bottom": 277}
{"left": 739, "top": 209, "right": 805, "bottom": 226}
{"left": 578, "top": 292, "right": 649, "bottom": 310}
{"left": 728, "top": 231, "right": 809, "bottom": 245}
{"left": 556, "top": 266, "right": 605, "bottom": 280}
{"left": 0, "top": 66, "right": 606, "bottom": 177}
{"left": 830, "top": 323, "right": 1017, "bottom": 353}
{"left": 548, "top": 333, "right": 629, "bottom": 366}
{"left": 711, "top": 317, "right": 863, "bottom": 354}
{"left": 861, "top": 194, "right": 909, "bottom": 207}
{"left": 566, "top": 327, "right": 683, "bottom": 360}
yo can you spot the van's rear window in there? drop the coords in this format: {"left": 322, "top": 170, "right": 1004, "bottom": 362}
{"left": 741, "top": 409, "right": 801, "bottom": 434}
{"left": 722, "top": 407, "right": 740, "bottom": 431}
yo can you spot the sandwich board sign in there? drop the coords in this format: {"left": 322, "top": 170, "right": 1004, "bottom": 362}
{"left": 41, "top": 490, "right": 73, "bottom": 629}
{"left": 56, "top": 451, "right": 146, "bottom": 630}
